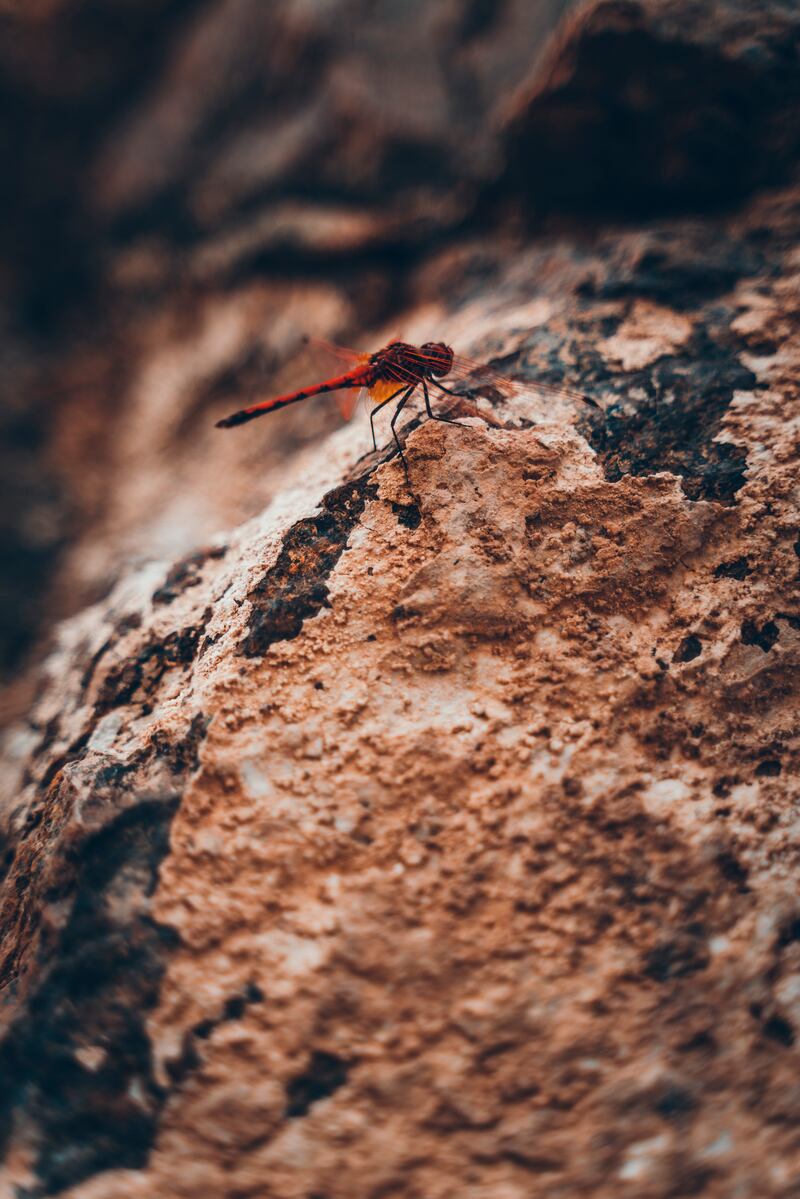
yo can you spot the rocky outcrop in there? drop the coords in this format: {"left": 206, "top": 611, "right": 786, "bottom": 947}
{"left": 1, "top": 1, "right": 799, "bottom": 1196}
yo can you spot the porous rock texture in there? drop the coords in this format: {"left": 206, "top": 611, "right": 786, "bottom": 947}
{"left": 2, "top": 2, "right": 800, "bottom": 1199}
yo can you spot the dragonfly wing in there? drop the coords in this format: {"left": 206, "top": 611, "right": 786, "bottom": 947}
{"left": 446, "top": 354, "right": 599, "bottom": 409}
{"left": 335, "top": 386, "right": 366, "bottom": 421}
{"left": 368, "top": 377, "right": 416, "bottom": 406}
{"left": 297, "top": 339, "right": 371, "bottom": 421}
{"left": 444, "top": 359, "right": 522, "bottom": 402}
{"left": 303, "top": 334, "right": 369, "bottom": 365}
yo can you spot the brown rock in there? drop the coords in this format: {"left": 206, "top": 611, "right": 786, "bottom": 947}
{"left": 502, "top": 0, "right": 800, "bottom": 214}
{"left": 1, "top": 2, "right": 799, "bottom": 1196}
{"left": 2, "top": 174, "right": 799, "bottom": 1189}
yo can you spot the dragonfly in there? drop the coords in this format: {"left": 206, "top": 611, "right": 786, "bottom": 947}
{"left": 215, "top": 339, "right": 598, "bottom": 467}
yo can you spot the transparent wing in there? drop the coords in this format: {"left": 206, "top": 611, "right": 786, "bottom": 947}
{"left": 302, "top": 334, "right": 368, "bottom": 365}
{"left": 297, "top": 338, "right": 370, "bottom": 421}
{"left": 336, "top": 385, "right": 368, "bottom": 421}
{"left": 446, "top": 355, "right": 599, "bottom": 409}
{"left": 394, "top": 345, "right": 599, "bottom": 410}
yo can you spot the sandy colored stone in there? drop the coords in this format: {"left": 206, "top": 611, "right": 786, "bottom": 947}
{"left": 598, "top": 300, "right": 693, "bottom": 371}
{"left": 1, "top": 2, "right": 800, "bottom": 1196}
{"left": 1, "top": 183, "right": 799, "bottom": 1190}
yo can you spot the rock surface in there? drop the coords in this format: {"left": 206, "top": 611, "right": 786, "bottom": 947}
{"left": 1, "top": 1, "right": 800, "bottom": 1197}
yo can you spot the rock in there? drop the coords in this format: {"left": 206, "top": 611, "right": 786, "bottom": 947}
{"left": 1, "top": 1, "right": 799, "bottom": 1195}
{"left": 1, "top": 169, "right": 799, "bottom": 1190}
{"left": 503, "top": 0, "right": 800, "bottom": 214}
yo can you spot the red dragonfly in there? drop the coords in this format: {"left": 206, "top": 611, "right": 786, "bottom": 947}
{"left": 215, "top": 340, "right": 598, "bottom": 464}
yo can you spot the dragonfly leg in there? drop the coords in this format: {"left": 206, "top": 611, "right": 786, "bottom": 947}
{"left": 370, "top": 385, "right": 408, "bottom": 451}
{"left": 434, "top": 381, "right": 468, "bottom": 403}
{"left": 390, "top": 387, "right": 422, "bottom": 506}
{"left": 386, "top": 386, "right": 419, "bottom": 489}
{"left": 389, "top": 388, "right": 415, "bottom": 474}
{"left": 428, "top": 380, "right": 468, "bottom": 424}
{"left": 422, "top": 379, "right": 435, "bottom": 419}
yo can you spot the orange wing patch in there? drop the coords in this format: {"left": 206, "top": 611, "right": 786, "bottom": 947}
{"left": 368, "top": 377, "right": 408, "bottom": 406}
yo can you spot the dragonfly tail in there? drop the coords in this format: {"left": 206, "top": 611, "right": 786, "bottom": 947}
{"left": 215, "top": 367, "right": 371, "bottom": 428}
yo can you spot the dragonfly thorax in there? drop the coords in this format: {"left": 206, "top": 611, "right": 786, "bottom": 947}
{"left": 419, "top": 342, "right": 454, "bottom": 378}
{"left": 374, "top": 340, "right": 454, "bottom": 385}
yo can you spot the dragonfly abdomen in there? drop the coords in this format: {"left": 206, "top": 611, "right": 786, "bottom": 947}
{"left": 215, "top": 365, "right": 374, "bottom": 428}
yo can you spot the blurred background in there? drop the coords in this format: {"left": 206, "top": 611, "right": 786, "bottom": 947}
{"left": 1, "top": 0, "right": 798, "bottom": 720}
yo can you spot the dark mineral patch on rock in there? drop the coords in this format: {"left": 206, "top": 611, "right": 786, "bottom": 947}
{"left": 285, "top": 1051, "right": 351, "bottom": 1119}
{"left": 94, "top": 620, "right": 207, "bottom": 714}
{"left": 242, "top": 474, "right": 376, "bottom": 657}
{"left": 741, "top": 618, "right": 780, "bottom": 652}
{"left": 585, "top": 333, "right": 753, "bottom": 503}
{"left": 148, "top": 712, "right": 209, "bottom": 775}
{"left": 714, "top": 557, "right": 750, "bottom": 580}
{"left": 674, "top": 634, "right": 702, "bottom": 663}
{"left": 644, "top": 934, "right": 711, "bottom": 982}
{"left": 390, "top": 500, "right": 422, "bottom": 530}
{"left": 152, "top": 545, "right": 227, "bottom": 606}
{"left": 0, "top": 796, "right": 180, "bottom": 1196}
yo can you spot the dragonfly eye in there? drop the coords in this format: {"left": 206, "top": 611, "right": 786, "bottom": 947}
{"left": 420, "top": 342, "right": 453, "bottom": 377}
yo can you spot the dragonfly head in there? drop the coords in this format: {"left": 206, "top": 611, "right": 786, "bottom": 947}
{"left": 420, "top": 342, "right": 453, "bottom": 378}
